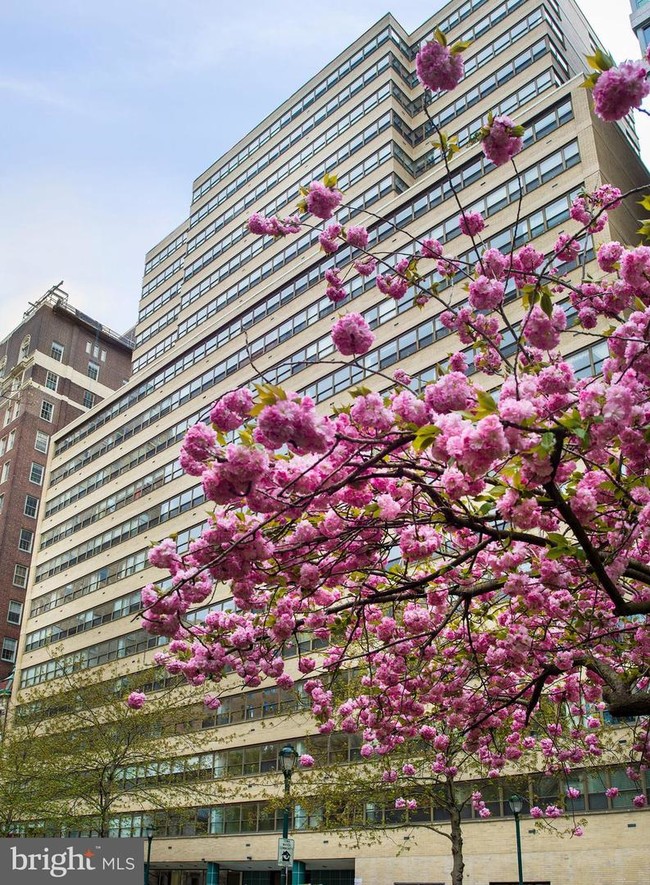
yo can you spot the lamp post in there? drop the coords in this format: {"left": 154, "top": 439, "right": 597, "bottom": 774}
{"left": 508, "top": 794, "right": 525, "bottom": 885}
{"left": 144, "top": 825, "right": 155, "bottom": 885}
{"left": 279, "top": 744, "right": 298, "bottom": 885}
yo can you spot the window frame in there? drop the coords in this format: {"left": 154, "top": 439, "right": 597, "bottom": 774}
{"left": 29, "top": 462, "right": 44, "bottom": 485}
{"left": 40, "top": 400, "right": 54, "bottom": 422}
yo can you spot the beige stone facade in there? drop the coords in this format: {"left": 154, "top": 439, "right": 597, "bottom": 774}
{"left": 8, "top": 1, "right": 649, "bottom": 883}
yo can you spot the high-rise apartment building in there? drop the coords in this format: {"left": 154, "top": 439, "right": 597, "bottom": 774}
{"left": 630, "top": 0, "right": 650, "bottom": 52}
{"left": 9, "top": 2, "right": 649, "bottom": 884}
{"left": 0, "top": 286, "right": 132, "bottom": 682}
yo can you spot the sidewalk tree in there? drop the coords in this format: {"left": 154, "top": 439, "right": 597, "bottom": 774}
{"left": 6, "top": 664, "right": 202, "bottom": 837}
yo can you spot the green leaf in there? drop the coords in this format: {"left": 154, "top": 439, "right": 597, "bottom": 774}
{"left": 521, "top": 284, "right": 538, "bottom": 309}
{"left": 434, "top": 28, "right": 447, "bottom": 46}
{"left": 581, "top": 72, "right": 600, "bottom": 89}
{"left": 585, "top": 48, "right": 614, "bottom": 72}
{"left": 450, "top": 39, "right": 471, "bottom": 55}
{"left": 540, "top": 290, "right": 553, "bottom": 318}
{"left": 545, "top": 546, "right": 568, "bottom": 560}
{"left": 323, "top": 173, "right": 338, "bottom": 189}
{"left": 540, "top": 431, "right": 556, "bottom": 452}
{"left": 349, "top": 385, "right": 373, "bottom": 398}
{"left": 639, "top": 195, "right": 650, "bottom": 211}
{"left": 413, "top": 423, "right": 441, "bottom": 452}
{"left": 475, "top": 389, "right": 498, "bottom": 415}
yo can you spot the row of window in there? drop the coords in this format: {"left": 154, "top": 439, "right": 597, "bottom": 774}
{"left": 137, "top": 281, "right": 181, "bottom": 325}
{"left": 46, "top": 408, "right": 200, "bottom": 517}
{"left": 115, "top": 733, "right": 359, "bottom": 791}
{"left": 35, "top": 483, "right": 205, "bottom": 582}
{"left": 40, "top": 458, "right": 183, "bottom": 549}
{"left": 190, "top": 24, "right": 405, "bottom": 204}
{"left": 144, "top": 231, "right": 186, "bottom": 276}
{"left": 30, "top": 522, "right": 203, "bottom": 618}
{"left": 184, "top": 108, "right": 392, "bottom": 289}
{"left": 185, "top": 6, "right": 543, "bottom": 247}
{"left": 140, "top": 256, "right": 183, "bottom": 300}
{"left": 134, "top": 303, "right": 179, "bottom": 349}
{"left": 20, "top": 629, "right": 167, "bottom": 687}
{"left": 1, "top": 460, "right": 44, "bottom": 487}
{"left": 25, "top": 588, "right": 143, "bottom": 651}
{"left": 54, "top": 175, "right": 403, "bottom": 465}
{"left": 55, "top": 763, "right": 646, "bottom": 840}
{"left": 177, "top": 139, "right": 579, "bottom": 407}
{"left": 135, "top": 165, "right": 397, "bottom": 372}
{"left": 20, "top": 622, "right": 325, "bottom": 688}
{"left": 56, "top": 81, "right": 572, "bottom": 464}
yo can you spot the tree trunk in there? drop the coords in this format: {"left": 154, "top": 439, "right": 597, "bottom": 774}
{"left": 449, "top": 805, "right": 465, "bottom": 885}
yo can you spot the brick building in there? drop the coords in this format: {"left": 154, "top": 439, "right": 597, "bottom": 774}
{"left": 0, "top": 284, "right": 133, "bottom": 679}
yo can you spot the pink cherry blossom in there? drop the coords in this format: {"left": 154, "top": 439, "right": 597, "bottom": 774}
{"left": 305, "top": 180, "right": 343, "bottom": 220}
{"left": 481, "top": 115, "right": 524, "bottom": 166}
{"left": 331, "top": 313, "right": 375, "bottom": 356}
{"left": 459, "top": 211, "right": 485, "bottom": 237}
{"left": 415, "top": 38, "right": 464, "bottom": 92}
{"left": 126, "top": 691, "right": 147, "bottom": 709}
{"left": 592, "top": 60, "right": 650, "bottom": 121}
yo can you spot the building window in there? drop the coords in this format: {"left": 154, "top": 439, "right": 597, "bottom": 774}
{"left": 40, "top": 401, "right": 54, "bottom": 422}
{"left": 45, "top": 371, "right": 59, "bottom": 391}
{"left": 1, "top": 638, "right": 17, "bottom": 662}
{"left": 18, "top": 529, "right": 34, "bottom": 552}
{"left": 86, "top": 342, "right": 106, "bottom": 361}
{"left": 1, "top": 462, "right": 10, "bottom": 483}
{"left": 83, "top": 391, "right": 95, "bottom": 409}
{"left": 29, "top": 462, "right": 44, "bottom": 485}
{"left": 8, "top": 599, "right": 24, "bottom": 623}
{"left": 0, "top": 357, "right": 5, "bottom": 379}
{"left": 87, "top": 362, "right": 100, "bottom": 381}
{"left": 51, "top": 341, "right": 64, "bottom": 362}
{"left": 34, "top": 431, "right": 49, "bottom": 453}
{"left": 24, "top": 495, "right": 39, "bottom": 518}
{"left": 12, "top": 565, "right": 29, "bottom": 591}
{"left": 0, "top": 493, "right": 3, "bottom": 513}
{"left": 1, "top": 432, "right": 14, "bottom": 455}
{"left": 20, "top": 336, "right": 31, "bottom": 360}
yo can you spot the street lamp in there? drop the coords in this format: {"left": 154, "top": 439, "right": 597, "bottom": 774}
{"left": 508, "top": 794, "right": 525, "bottom": 885}
{"left": 144, "top": 825, "right": 155, "bottom": 885}
{"left": 279, "top": 744, "right": 298, "bottom": 885}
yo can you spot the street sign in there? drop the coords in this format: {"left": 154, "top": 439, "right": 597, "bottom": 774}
{"left": 277, "top": 837, "right": 295, "bottom": 867}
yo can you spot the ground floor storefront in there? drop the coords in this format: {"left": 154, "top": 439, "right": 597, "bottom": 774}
{"left": 145, "top": 811, "right": 647, "bottom": 885}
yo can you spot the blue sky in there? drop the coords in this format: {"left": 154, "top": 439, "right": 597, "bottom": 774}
{"left": 0, "top": 0, "right": 647, "bottom": 337}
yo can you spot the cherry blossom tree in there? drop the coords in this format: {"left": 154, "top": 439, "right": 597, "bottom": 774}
{"left": 136, "top": 31, "right": 650, "bottom": 885}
